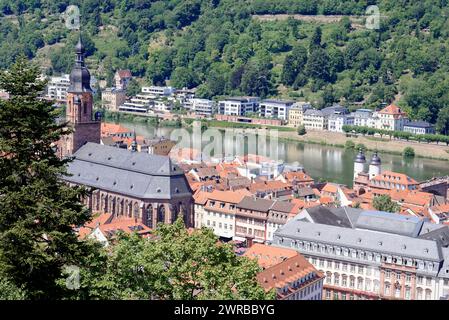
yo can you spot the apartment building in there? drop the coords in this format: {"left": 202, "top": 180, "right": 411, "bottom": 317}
{"left": 218, "top": 97, "right": 259, "bottom": 116}
{"left": 259, "top": 99, "right": 295, "bottom": 121}
{"left": 328, "top": 114, "right": 355, "bottom": 132}
{"left": 190, "top": 98, "right": 216, "bottom": 116}
{"left": 287, "top": 102, "right": 312, "bottom": 127}
{"left": 194, "top": 189, "right": 251, "bottom": 240}
{"left": 351, "top": 109, "right": 376, "bottom": 128}
{"left": 272, "top": 206, "right": 449, "bottom": 300}
{"left": 102, "top": 88, "right": 127, "bottom": 111}
{"left": 142, "top": 86, "right": 175, "bottom": 97}
{"left": 403, "top": 121, "right": 436, "bottom": 135}
{"left": 114, "top": 69, "right": 132, "bottom": 90}
{"left": 46, "top": 74, "right": 71, "bottom": 102}
{"left": 375, "top": 104, "right": 408, "bottom": 131}
{"left": 302, "top": 105, "right": 348, "bottom": 131}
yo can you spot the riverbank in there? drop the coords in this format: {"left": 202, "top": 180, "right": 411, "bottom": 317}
{"left": 102, "top": 110, "right": 449, "bottom": 161}
{"left": 267, "top": 129, "right": 449, "bottom": 161}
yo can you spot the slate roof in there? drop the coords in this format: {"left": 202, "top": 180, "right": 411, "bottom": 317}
{"left": 274, "top": 206, "right": 449, "bottom": 269}
{"left": 271, "top": 201, "right": 295, "bottom": 214}
{"left": 237, "top": 196, "right": 275, "bottom": 212}
{"left": 275, "top": 219, "right": 442, "bottom": 262}
{"left": 355, "top": 210, "right": 424, "bottom": 237}
{"left": 303, "top": 206, "right": 354, "bottom": 228}
{"left": 63, "top": 143, "right": 192, "bottom": 200}
{"left": 404, "top": 121, "right": 434, "bottom": 128}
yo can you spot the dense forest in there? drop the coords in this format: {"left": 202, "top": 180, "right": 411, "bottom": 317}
{"left": 1, "top": 0, "right": 449, "bottom": 134}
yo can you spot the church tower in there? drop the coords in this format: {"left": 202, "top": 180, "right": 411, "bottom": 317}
{"left": 369, "top": 151, "right": 382, "bottom": 179}
{"left": 60, "top": 35, "right": 101, "bottom": 157}
{"left": 353, "top": 148, "right": 366, "bottom": 181}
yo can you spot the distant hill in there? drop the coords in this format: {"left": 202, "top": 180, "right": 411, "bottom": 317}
{"left": 0, "top": 0, "right": 449, "bottom": 134}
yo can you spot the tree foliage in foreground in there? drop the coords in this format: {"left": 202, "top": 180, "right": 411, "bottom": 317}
{"left": 0, "top": 57, "right": 96, "bottom": 299}
{"left": 71, "top": 218, "right": 274, "bottom": 300}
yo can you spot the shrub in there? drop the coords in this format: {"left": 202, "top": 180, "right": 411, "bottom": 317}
{"left": 345, "top": 140, "right": 355, "bottom": 149}
{"left": 403, "top": 147, "right": 415, "bottom": 158}
{"left": 297, "top": 125, "right": 306, "bottom": 135}
{"left": 355, "top": 143, "right": 366, "bottom": 151}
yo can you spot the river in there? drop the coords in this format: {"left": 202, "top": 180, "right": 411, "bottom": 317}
{"left": 114, "top": 121, "right": 449, "bottom": 187}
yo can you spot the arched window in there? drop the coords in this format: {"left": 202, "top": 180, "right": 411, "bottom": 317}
{"left": 111, "top": 197, "right": 116, "bottom": 216}
{"left": 172, "top": 205, "right": 179, "bottom": 222}
{"left": 102, "top": 195, "right": 108, "bottom": 212}
{"left": 146, "top": 205, "right": 153, "bottom": 228}
{"left": 416, "top": 287, "right": 423, "bottom": 300}
{"left": 127, "top": 202, "right": 132, "bottom": 217}
{"left": 158, "top": 205, "right": 166, "bottom": 224}
{"left": 95, "top": 191, "right": 100, "bottom": 211}
{"left": 425, "top": 289, "right": 432, "bottom": 300}
{"left": 133, "top": 202, "right": 139, "bottom": 219}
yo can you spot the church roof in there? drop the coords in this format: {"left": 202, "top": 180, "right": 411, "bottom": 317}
{"left": 63, "top": 143, "right": 192, "bottom": 200}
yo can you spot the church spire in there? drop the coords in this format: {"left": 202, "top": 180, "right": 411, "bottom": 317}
{"left": 68, "top": 32, "right": 92, "bottom": 93}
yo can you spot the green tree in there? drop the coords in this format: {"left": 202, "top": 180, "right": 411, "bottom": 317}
{"left": 372, "top": 195, "right": 400, "bottom": 213}
{"left": 305, "top": 48, "right": 330, "bottom": 83}
{"left": 241, "top": 61, "right": 271, "bottom": 98}
{"left": 309, "top": 26, "right": 322, "bottom": 51}
{"left": 79, "top": 218, "right": 274, "bottom": 300}
{"left": 281, "top": 45, "right": 308, "bottom": 86}
{"left": 170, "top": 67, "right": 198, "bottom": 89}
{"left": 345, "top": 140, "right": 355, "bottom": 149}
{"left": 0, "top": 57, "right": 94, "bottom": 299}
{"left": 436, "top": 106, "right": 449, "bottom": 135}
{"left": 403, "top": 147, "right": 415, "bottom": 158}
{"left": 126, "top": 78, "right": 141, "bottom": 97}
{"left": 297, "top": 125, "right": 306, "bottom": 135}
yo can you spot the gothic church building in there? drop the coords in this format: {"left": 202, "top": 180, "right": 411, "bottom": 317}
{"left": 58, "top": 37, "right": 194, "bottom": 228}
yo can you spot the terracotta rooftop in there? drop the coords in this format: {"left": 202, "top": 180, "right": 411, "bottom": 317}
{"left": 371, "top": 171, "right": 418, "bottom": 186}
{"left": 256, "top": 253, "right": 323, "bottom": 293}
{"left": 379, "top": 104, "right": 407, "bottom": 116}
{"left": 101, "top": 122, "right": 132, "bottom": 136}
{"left": 116, "top": 69, "right": 132, "bottom": 78}
{"left": 249, "top": 180, "right": 293, "bottom": 194}
{"left": 283, "top": 171, "right": 314, "bottom": 183}
{"left": 244, "top": 243, "right": 298, "bottom": 269}
{"left": 207, "top": 189, "right": 251, "bottom": 204}
{"left": 321, "top": 183, "right": 338, "bottom": 194}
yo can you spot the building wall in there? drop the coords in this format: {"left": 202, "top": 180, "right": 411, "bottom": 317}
{"left": 303, "top": 114, "right": 325, "bottom": 130}
{"left": 102, "top": 90, "right": 127, "bottom": 111}
{"left": 272, "top": 235, "right": 446, "bottom": 300}
{"left": 60, "top": 92, "right": 101, "bottom": 157}
{"left": 82, "top": 188, "right": 194, "bottom": 229}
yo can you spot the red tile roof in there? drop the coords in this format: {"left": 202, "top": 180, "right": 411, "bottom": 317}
{"left": 371, "top": 170, "right": 418, "bottom": 186}
{"left": 116, "top": 69, "right": 132, "bottom": 79}
{"left": 379, "top": 104, "right": 407, "bottom": 116}
{"left": 256, "top": 254, "right": 323, "bottom": 294}
{"left": 244, "top": 243, "right": 298, "bottom": 269}
{"left": 101, "top": 122, "right": 132, "bottom": 136}
{"left": 283, "top": 171, "right": 314, "bottom": 184}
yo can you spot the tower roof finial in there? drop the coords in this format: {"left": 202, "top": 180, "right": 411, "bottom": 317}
{"left": 131, "top": 129, "right": 138, "bottom": 152}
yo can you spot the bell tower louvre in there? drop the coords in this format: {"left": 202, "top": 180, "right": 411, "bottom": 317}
{"left": 59, "top": 35, "right": 100, "bottom": 158}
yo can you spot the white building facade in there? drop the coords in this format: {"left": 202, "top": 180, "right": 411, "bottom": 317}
{"left": 259, "top": 99, "right": 295, "bottom": 121}
{"left": 272, "top": 207, "right": 449, "bottom": 300}
{"left": 219, "top": 97, "right": 260, "bottom": 116}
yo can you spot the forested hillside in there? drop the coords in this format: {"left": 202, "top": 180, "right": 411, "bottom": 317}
{"left": 1, "top": 0, "right": 449, "bottom": 133}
